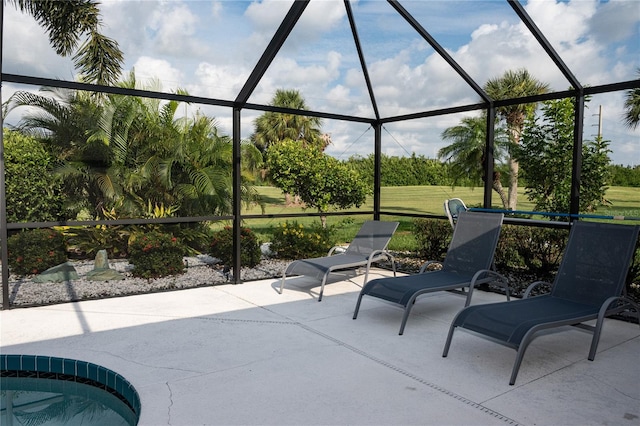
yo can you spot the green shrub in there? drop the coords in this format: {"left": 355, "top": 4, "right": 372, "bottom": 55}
{"left": 209, "top": 226, "right": 261, "bottom": 268}
{"left": 412, "top": 218, "right": 451, "bottom": 261}
{"left": 270, "top": 221, "right": 335, "bottom": 260}
{"left": 3, "top": 129, "right": 65, "bottom": 222}
{"left": 129, "top": 231, "right": 185, "bottom": 278}
{"left": 65, "top": 224, "right": 131, "bottom": 259}
{"left": 495, "top": 225, "right": 568, "bottom": 280}
{"left": 7, "top": 229, "right": 67, "bottom": 275}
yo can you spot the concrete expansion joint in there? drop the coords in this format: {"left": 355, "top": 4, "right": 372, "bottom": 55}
{"left": 296, "top": 321, "right": 523, "bottom": 426}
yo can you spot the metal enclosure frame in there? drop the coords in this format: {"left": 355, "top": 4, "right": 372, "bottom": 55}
{"left": 1, "top": 0, "right": 639, "bottom": 308}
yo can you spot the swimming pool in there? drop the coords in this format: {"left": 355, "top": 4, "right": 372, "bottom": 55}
{"left": 1, "top": 354, "right": 140, "bottom": 425}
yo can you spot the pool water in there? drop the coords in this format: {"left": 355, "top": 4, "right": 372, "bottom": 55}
{"left": 1, "top": 355, "right": 140, "bottom": 426}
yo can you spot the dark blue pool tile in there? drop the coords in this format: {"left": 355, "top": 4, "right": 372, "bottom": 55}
{"left": 6, "top": 355, "right": 20, "bottom": 370}
{"left": 21, "top": 355, "right": 36, "bottom": 371}
{"left": 0, "top": 354, "right": 7, "bottom": 370}
{"left": 36, "top": 355, "right": 50, "bottom": 372}
{"left": 63, "top": 358, "right": 77, "bottom": 376}
{"left": 77, "top": 361, "right": 89, "bottom": 379}
{"left": 88, "top": 363, "right": 99, "bottom": 382}
{"left": 106, "top": 369, "right": 116, "bottom": 389}
{"left": 50, "top": 357, "right": 64, "bottom": 374}
{"left": 97, "top": 366, "right": 108, "bottom": 385}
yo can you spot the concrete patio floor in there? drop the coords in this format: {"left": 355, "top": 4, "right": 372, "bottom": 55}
{"left": 1, "top": 268, "right": 639, "bottom": 426}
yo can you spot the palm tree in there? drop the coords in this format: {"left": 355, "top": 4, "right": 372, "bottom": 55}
{"left": 6, "top": 72, "right": 261, "bottom": 219}
{"left": 484, "top": 69, "right": 549, "bottom": 210}
{"left": 438, "top": 116, "right": 509, "bottom": 208}
{"left": 7, "top": 0, "right": 123, "bottom": 85}
{"left": 252, "top": 89, "right": 326, "bottom": 154}
{"left": 623, "top": 68, "right": 640, "bottom": 129}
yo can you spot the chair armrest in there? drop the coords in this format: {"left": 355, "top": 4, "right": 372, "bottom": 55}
{"left": 463, "top": 269, "right": 510, "bottom": 307}
{"left": 523, "top": 281, "right": 553, "bottom": 298}
{"left": 419, "top": 261, "right": 442, "bottom": 274}
{"left": 367, "top": 249, "right": 395, "bottom": 263}
{"left": 327, "top": 246, "right": 346, "bottom": 256}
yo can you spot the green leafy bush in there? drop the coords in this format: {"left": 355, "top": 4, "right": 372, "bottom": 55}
{"left": 495, "top": 225, "right": 568, "bottom": 280}
{"left": 412, "top": 218, "right": 452, "bottom": 261}
{"left": 129, "top": 231, "right": 185, "bottom": 278}
{"left": 65, "top": 224, "right": 131, "bottom": 259}
{"left": 7, "top": 229, "right": 67, "bottom": 275}
{"left": 209, "top": 226, "right": 261, "bottom": 268}
{"left": 270, "top": 221, "right": 335, "bottom": 260}
{"left": 3, "top": 129, "right": 65, "bottom": 222}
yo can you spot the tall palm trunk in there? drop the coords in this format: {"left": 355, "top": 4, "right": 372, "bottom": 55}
{"left": 507, "top": 126, "right": 522, "bottom": 210}
{"left": 492, "top": 172, "right": 508, "bottom": 209}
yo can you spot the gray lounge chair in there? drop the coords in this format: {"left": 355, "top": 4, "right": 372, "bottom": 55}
{"left": 444, "top": 198, "right": 467, "bottom": 229}
{"left": 279, "top": 220, "right": 399, "bottom": 301}
{"left": 353, "top": 211, "right": 509, "bottom": 335}
{"left": 443, "top": 221, "right": 640, "bottom": 385}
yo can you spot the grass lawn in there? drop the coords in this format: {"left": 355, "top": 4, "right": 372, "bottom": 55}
{"left": 235, "top": 185, "right": 640, "bottom": 252}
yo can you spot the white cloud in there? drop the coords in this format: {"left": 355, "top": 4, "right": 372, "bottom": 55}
{"left": 131, "top": 57, "right": 185, "bottom": 92}
{"left": 3, "top": 7, "right": 77, "bottom": 80}
{"left": 149, "top": 2, "right": 207, "bottom": 57}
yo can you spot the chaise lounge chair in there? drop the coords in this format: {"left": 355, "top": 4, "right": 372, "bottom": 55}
{"left": 443, "top": 221, "right": 640, "bottom": 385}
{"left": 278, "top": 220, "right": 399, "bottom": 302}
{"left": 353, "top": 211, "right": 509, "bottom": 335}
{"left": 444, "top": 198, "right": 468, "bottom": 229}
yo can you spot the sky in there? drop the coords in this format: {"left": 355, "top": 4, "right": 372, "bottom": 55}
{"left": 2, "top": 0, "right": 639, "bottom": 165}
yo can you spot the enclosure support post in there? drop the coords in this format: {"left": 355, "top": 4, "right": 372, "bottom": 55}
{"left": 232, "top": 107, "right": 242, "bottom": 283}
{"left": 373, "top": 122, "right": 382, "bottom": 221}
{"left": 570, "top": 92, "right": 585, "bottom": 220}
{"left": 484, "top": 104, "right": 496, "bottom": 209}
{"left": 0, "top": 1, "right": 10, "bottom": 309}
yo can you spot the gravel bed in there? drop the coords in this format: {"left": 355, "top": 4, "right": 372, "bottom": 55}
{"left": 3, "top": 255, "right": 291, "bottom": 307}
{"left": 0, "top": 252, "right": 522, "bottom": 308}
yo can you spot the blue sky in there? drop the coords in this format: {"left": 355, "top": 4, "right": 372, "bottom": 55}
{"left": 3, "top": 0, "right": 639, "bottom": 166}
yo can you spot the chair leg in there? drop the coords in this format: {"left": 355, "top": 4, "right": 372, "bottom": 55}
{"left": 442, "top": 324, "right": 456, "bottom": 357}
{"left": 510, "top": 346, "right": 527, "bottom": 385}
{"left": 398, "top": 300, "right": 416, "bottom": 335}
{"left": 318, "top": 274, "right": 329, "bottom": 302}
{"left": 279, "top": 274, "right": 287, "bottom": 294}
{"left": 353, "top": 292, "right": 364, "bottom": 319}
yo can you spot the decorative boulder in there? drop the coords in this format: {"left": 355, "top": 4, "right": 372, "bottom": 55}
{"left": 33, "top": 263, "right": 79, "bottom": 283}
{"left": 85, "top": 249, "right": 125, "bottom": 281}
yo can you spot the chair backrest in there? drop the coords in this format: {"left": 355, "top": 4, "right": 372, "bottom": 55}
{"left": 551, "top": 221, "right": 639, "bottom": 306}
{"left": 444, "top": 198, "right": 468, "bottom": 229}
{"left": 345, "top": 221, "right": 399, "bottom": 256}
{"left": 442, "top": 211, "right": 503, "bottom": 276}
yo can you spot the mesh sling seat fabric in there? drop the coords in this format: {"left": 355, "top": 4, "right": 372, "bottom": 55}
{"left": 443, "top": 221, "right": 640, "bottom": 385}
{"left": 279, "top": 221, "right": 399, "bottom": 302}
{"left": 353, "top": 211, "right": 509, "bottom": 335}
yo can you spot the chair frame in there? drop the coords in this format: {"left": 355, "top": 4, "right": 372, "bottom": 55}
{"left": 442, "top": 221, "right": 640, "bottom": 385}
{"left": 278, "top": 221, "right": 399, "bottom": 302}
{"left": 353, "top": 211, "right": 509, "bottom": 334}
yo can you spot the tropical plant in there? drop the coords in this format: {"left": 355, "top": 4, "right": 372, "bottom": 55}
{"left": 5, "top": 72, "right": 262, "bottom": 220}
{"left": 3, "top": 129, "right": 66, "bottom": 222}
{"left": 266, "top": 139, "right": 369, "bottom": 227}
{"left": 438, "top": 115, "right": 509, "bottom": 208}
{"left": 484, "top": 69, "right": 550, "bottom": 210}
{"left": 128, "top": 230, "right": 185, "bottom": 278}
{"left": 623, "top": 68, "right": 640, "bottom": 129}
{"left": 7, "top": 228, "right": 68, "bottom": 275}
{"left": 7, "top": 0, "right": 123, "bottom": 85}
{"left": 269, "top": 221, "right": 335, "bottom": 259}
{"left": 412, "top": 218, "right": 452, "bottom": 261}
{"left": 516, "top": 97, "right": 611, "bottom": 215}
{"left": 208, "top": 226, "right": 261, "bottom": 268}
{"left": 251, "top": 89, "right": 328, "bottom": 154}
